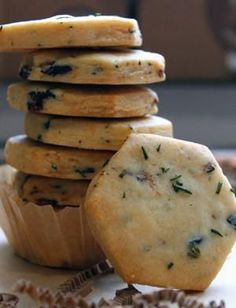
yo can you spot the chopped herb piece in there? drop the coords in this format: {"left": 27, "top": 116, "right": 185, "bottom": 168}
{"left": 74, "top": 167, "right": 95, "bottom": 178}
{"left": 91, "top": 66, "right": 103, "bottom": 75}
{"left": 230, "top": 188, "right": 236, "bottom": 197}
{"left": 41, "top": 62, "right": 72, "bottom": 76}
{"left": 37, "top": 134, "right": 42, "bottom": 142}
{"left": 170, "top": 175, "right": 182, "bottom": 181}
{"left": 122, "top": 192, "right": 126, "bottom": 199}
{"left": 115, "top": 64, "right": 119, "bottom": 68}
{"left": 138, "top": 61, "right": 141, "bottom": 65}
{"left": 141, "top": 146, "right": 149, "bottom": 160}
{"left": 187, "top": 237, "right": 203, "bottom": 258}
{"left": 19, "top": 64, "right": 31, "bottom": 80}
{"left": 211, "top": 229, "right": 223, "bottom": 237}
{"left": 119, "top": 169, "right": 128, "bottom": 178}
{"left": 161, "top": 167, "right": 170, "bottom": 174}
{"left": 167, "top": 262, "right": 174, "bottom": 270}
{"left": 172, "top": 183, "right": 192, "bottom": 195}
{"left": 227, "top": 213, "right": 236, "bottom": 230}
{"left": 27, "top": 89, "right": 56, "bottom": 111}
{"left": 0, "top": 25, "right": 3, "bottom": 31}
{"left": 51, "top": 163, "right": 58, "bottom": 171}
{"left": 43, "top": 118, "right": 52, "bottom": 130}
{"left": 205, "top": 162, "right": 216, "bottom": 173}
{"left": 156, "top": 144, "right": 161, "bottom": 152}
{"left": 216, "top": 182, "right": 223, "bottom": 194}
{"left": 188, "top": 204, "right": 193, "bottom": 206}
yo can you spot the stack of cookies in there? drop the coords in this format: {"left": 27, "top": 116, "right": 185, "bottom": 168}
{"left": 0, "top": 15, "right": 172, "bottom": 269}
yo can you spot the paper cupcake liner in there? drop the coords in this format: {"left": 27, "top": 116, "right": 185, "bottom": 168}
{"left": 0, "top": 165, "right": 105, "bottom": 269}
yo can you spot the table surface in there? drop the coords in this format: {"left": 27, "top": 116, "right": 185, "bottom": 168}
{"left": 0, "top": 228, "right": 236, "bottom": 307}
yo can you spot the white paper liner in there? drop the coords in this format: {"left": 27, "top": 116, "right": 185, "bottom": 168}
{"left": 0, "top": 165, "right": 105, "bottom": 269}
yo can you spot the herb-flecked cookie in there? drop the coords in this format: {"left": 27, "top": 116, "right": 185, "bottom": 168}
{"left": 14, "top": 172, "right": 89, "bottom": 207}
{"left": 4, "top": 135, "right": 113, "bottom": 179}
{"left": 8, "top": 82, "right": 158, "bottom": 118}
{"left": 25, "top": 113, "right": 173, "bottom": 151}
{"left": 19, "top": 49, "right": 165, "bottom": 85}
{"left": 84, "top": 134, "right": 236, "bottom": 290}
{"left": 0, "top": 15, "right": 142, "bottom": 52}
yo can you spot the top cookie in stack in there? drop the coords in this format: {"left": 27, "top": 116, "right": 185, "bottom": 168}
{"left": 1, "top": 14, "right": 172, "bottom": 269}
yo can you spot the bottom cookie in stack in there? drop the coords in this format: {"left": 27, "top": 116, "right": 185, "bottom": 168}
{"left": 0, "top": 165, "right": 105, "bottom": 269}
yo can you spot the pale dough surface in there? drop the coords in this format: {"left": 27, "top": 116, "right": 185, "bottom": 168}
{"left": 24, "top": 114, "right": 173, "bottom": 150}
{"left": 85, "top": 134, "right": 236, "bottom": 290}
{"left": 14, "top": 172, "right": 89, "bottom": 207}
{"left": 0, "top": 15, "right": 142, "bottom": 51}
{"left": 8, "top": 82, "right": 158, "bottom": 117}
{"left": 19, "top": 49, "right": 165, "bottom": 85}
{"left": 4, "top": 135, "right": 113, "bottom": 179}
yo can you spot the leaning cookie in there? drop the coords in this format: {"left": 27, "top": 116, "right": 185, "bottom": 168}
{"left": 4, "top": 135, "right": 113, "bottom": 179}
{"left": 24, "top": 113, "right": 173, "bottom": 150}
{"left": 19, "top": 49, "right": 165, "bottom": 85}
{"left": 8, "top": 82, "right": 158, "bottom": 118}
{"left": 0, "top": 15, "right": 142, "bottom": 51}
{"left": 85, "top": 134, "right": 236, "bottom": 290}
{"left": 14, "top": 172, "right": 89, "bottom": 207}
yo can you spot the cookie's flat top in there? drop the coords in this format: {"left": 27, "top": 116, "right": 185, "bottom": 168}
{"left": 19, "top": 49, "right": 165, "bottom": 85}
{"left": 0, "top": 15, "right": 142, "bottom": 52}
{"left": 85, "top": 134, "right": 236, "bottom": 290}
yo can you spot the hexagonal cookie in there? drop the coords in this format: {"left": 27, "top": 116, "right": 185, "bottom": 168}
{"left": 85, "top": 134, "right": 236, "bottom": 290}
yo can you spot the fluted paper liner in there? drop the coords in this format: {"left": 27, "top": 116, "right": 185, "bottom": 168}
{"left": 0, "top": 165, "right": 105, "bottom": 269}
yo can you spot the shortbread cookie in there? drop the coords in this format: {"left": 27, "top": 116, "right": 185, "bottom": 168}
{"left": 5, "top": 136, "right": 113, "bottom": 179}
{"left": 0, "top": 15, "right": 142, "bottom": 52}
{"left": 14, "top": 172, "right": 89, "bottom": 207}
{"left": 25, "top": 113, "right": 173, "bottom": 150}
{"left": 19, "top": 49, "right": 165, "bottom": 85}
{"left": 8, "top": 82, "right": 158, "bottom": 117}
{"left": 85, "top": 134, "right": 236, "bottom": 290}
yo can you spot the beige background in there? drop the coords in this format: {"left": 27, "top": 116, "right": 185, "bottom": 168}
{"left": 0, "top": 0, "right": 227, "bottom": 80}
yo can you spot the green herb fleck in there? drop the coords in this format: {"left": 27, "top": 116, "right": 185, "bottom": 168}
{"left": 156, "top": 144, "right": 161, "bottom": 152}
{"left": 43, "top": 118, "right": 52, "bottom": 130}
{"left": 141, "top": 146, "right": 149, "bottom": 160}
{"left": 172, "top": 183, "right": 192, "bottom": 195}
{"left": 161, "top": 167, "right": 170, "bottom": 174}
{"left": 188, "top": 204, "right": 193, "bottom": 206}
{"left": 205, "top": 162, "right": 216, "bottom": 173}
{"left": 0, "top": 25, "right": 3, "bottom": 31}
{"left": 216, "top": 182, "right": 223, "bottom": 194}
{"left": 51, "top": 163, "right": 58, "bottom": 171}
{"left": 211, "top": 229, "right": 223, "bottom": 237}
{"left": 37, "top": 134, "right": 42, "bottom": 142}
{"left": 167, "top": 262, "right": 174, "bottom": 270}
{"left": 170, "top": 175, "right": 182, "bottom": 181}
{"left": 227, "top": 213, "right": 236, "bottom": 230}
{"left": 138, "top": 61, "right": 141, "bottom": 65}
{"left": 119, "top": 169, "right": 128, "bottom": 178}
{"left": 115, "top": 64, "right": 119, "bottom": 69}
{"left": 187, "top": 237, "right": 202, "bottom": 258}
{"left": 230, "top": 188, "right": 236, "bottom": 197}
{"left": 122, "top": 192, "right": 126, "bottom": 199}
{"left": 74, "top": 167, "right": 95, "bottom": 178}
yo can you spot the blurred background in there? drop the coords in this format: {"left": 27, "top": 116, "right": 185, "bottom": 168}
{"left": 0, "top": 0, "right": 236, "bottom": 162}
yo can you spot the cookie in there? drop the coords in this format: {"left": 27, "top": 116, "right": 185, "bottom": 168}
{"left": 0, "top": 15, "right": 142, "bottom": 51}
{"left": 4, "top": 135, "right": 113, "bottom": 179}
{"left": 8, "top": 82, "right": 158, "bottom": 118}
{"left": 14, "top": 172, "right": 89, "bottom": 207}
{"left": 25, "top": 113, "right": 173, "bottom": 150}
{"left": 19, "top": 49, "right": 165, "bottom": 85}
{"left": 84, "top": 134, "right": 236, "bottom": 290}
